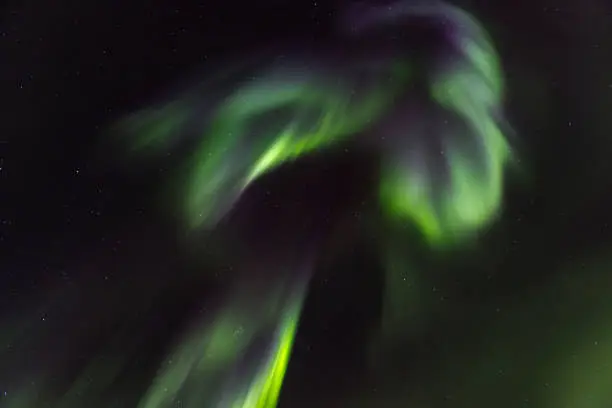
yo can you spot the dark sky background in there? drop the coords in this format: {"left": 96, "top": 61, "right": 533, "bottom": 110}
{"left": 3, "top": 0, "right": 612, "bottom": 406}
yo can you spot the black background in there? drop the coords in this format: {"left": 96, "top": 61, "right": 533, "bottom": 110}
{"left": 3, "top": 0, "right": 612, "bottom": 405}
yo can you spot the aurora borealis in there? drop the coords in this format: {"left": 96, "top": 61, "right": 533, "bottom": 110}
{"left": 110, "top": 2, "right": 513, "bottom": 406}
{"left": 4, "top": 0, "right": 612, "bottom": 407}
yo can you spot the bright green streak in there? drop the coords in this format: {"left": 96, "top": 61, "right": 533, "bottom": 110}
{"left": 236, "top": 298, "right": 301, "bottom": 408}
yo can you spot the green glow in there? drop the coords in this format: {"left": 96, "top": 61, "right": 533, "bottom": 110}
{"left": 179, "top": 74, "right": 403, "bottom": 230}
{"left": 380, "top": 36, "right": 511, "bottom": 244}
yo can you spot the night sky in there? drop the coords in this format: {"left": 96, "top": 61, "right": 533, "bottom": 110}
{"left": 3, "top": 0, "right": 612, "bottom": 406}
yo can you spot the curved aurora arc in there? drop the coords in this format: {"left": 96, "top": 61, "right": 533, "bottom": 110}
{"left": 117, "top": 2, "right": 512, "bottom": 408}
